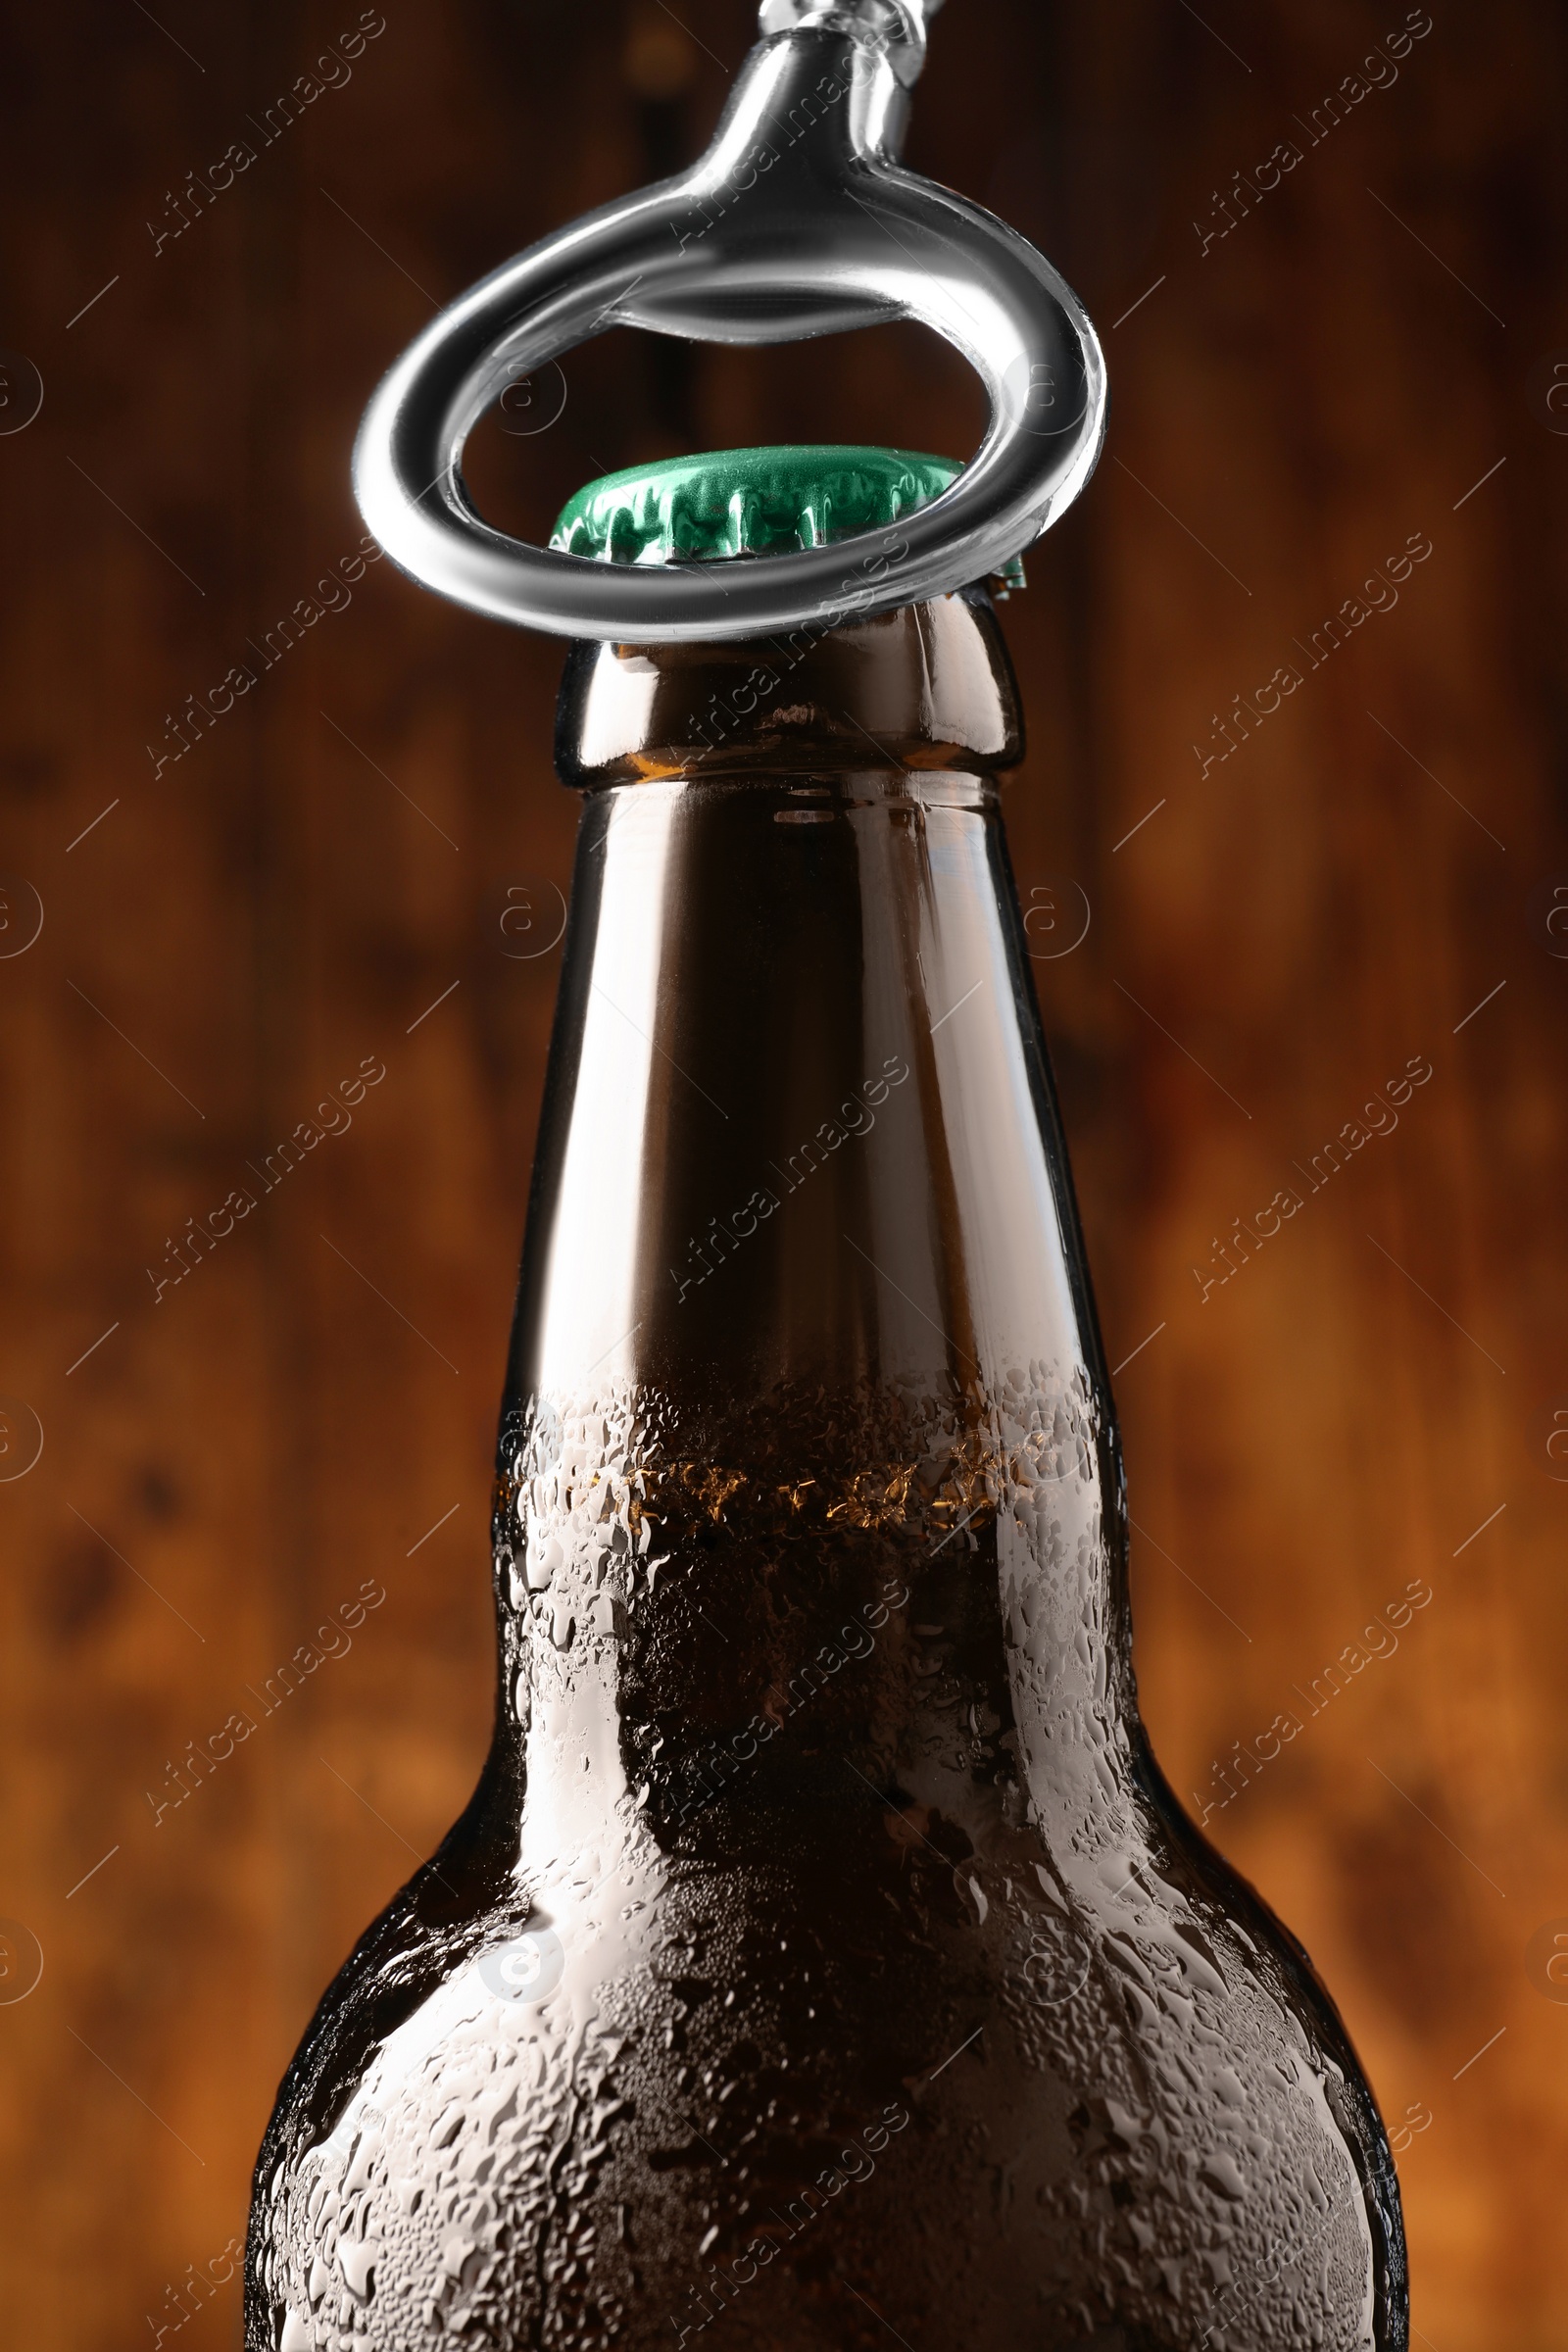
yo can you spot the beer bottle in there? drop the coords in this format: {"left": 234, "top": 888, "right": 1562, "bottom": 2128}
{"left": 248, "top": 447, "right": 1407, "bottom": 2351}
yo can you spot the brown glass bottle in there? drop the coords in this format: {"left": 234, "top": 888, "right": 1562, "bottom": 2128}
{"left": 246, "top": 586, "right": 1407, "bottom": 2351}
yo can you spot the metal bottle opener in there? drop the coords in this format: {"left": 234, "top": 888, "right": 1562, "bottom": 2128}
{"left": 353, "top": 0, "right": 1106, "bottom": 641}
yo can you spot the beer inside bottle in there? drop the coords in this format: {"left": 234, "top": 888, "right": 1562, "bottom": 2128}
{"left": 248, "top": 448, "right": 1407, "bottom": 2351}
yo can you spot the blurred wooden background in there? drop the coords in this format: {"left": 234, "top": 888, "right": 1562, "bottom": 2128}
{"left": 2, "top": 0, "right": 1566, "bottom": 2342}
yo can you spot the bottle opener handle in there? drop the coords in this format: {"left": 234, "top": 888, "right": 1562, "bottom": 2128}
{"left": 352, "top": 0, "right": 1106, "bottom": 642}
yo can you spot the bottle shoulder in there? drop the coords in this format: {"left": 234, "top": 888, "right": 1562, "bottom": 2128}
{"left": 251, "top": 1757, "right": 1402, "bottom": 2352}
{"left": 250, "top": 1383, "right": 1401, "bottom": 2350}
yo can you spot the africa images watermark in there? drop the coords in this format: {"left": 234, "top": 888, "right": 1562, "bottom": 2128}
{"left": 146, "top": 1055, "right": 387, "bottom": 1302}
{"left": 1192, "top": 530, "right": 1434, "bottom": 779}
{"left": 1191, "top": 1053, "right": 1434, "bottom": 1302}
{"left": 145, "top": 2235, "right": 244, "bottom": 2347}
{"left": 670, "top": 1577, "right": 913, "bottom": 1825}
{"left": 679, "top": 519, "right": 935, "bottom": 759}
{"left": 668, "top": 33, "right": 894, "bottom": 257}
{"left": 668, "top": 2100, "right": 911, "bottom": 2346}
{"left": 144, "top": 534, "right": 384, "bottom": 779}
{"left": 144, "top": 1579, "right": 387, "bottom": 1827}
{"left": 1198, "top": 2187, "right": 1358, "bottom": 2349}
{"left": 145, "top": 11, "right": 388, "bottom": 257}
{"left": 1192, "top": 9, "right": 1435, "bottom": 258}
{"left": 1191, "top": 1576, "right": 1434, "bottom": 1828}
{"left": 669, "top": 1056, "right": 911, "bottom": 1303}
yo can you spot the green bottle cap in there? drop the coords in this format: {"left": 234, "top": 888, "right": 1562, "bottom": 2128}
{"left": 550, "top": 444, "right": 1025, "bottom": 590}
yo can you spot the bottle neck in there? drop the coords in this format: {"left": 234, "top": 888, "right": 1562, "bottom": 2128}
{"left": 511, "top": 760, "right": 1090, "bottom": 1399}
{"left": 523, "top": 589, "right": 1054, "bottom": 1400}
{"left": 492, "top": 596, "right": 1131, "bottom": 1864}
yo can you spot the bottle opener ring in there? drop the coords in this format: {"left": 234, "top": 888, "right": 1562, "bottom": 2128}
{"left": 352, "top": 0, "right": 1106, "bottom": 643}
